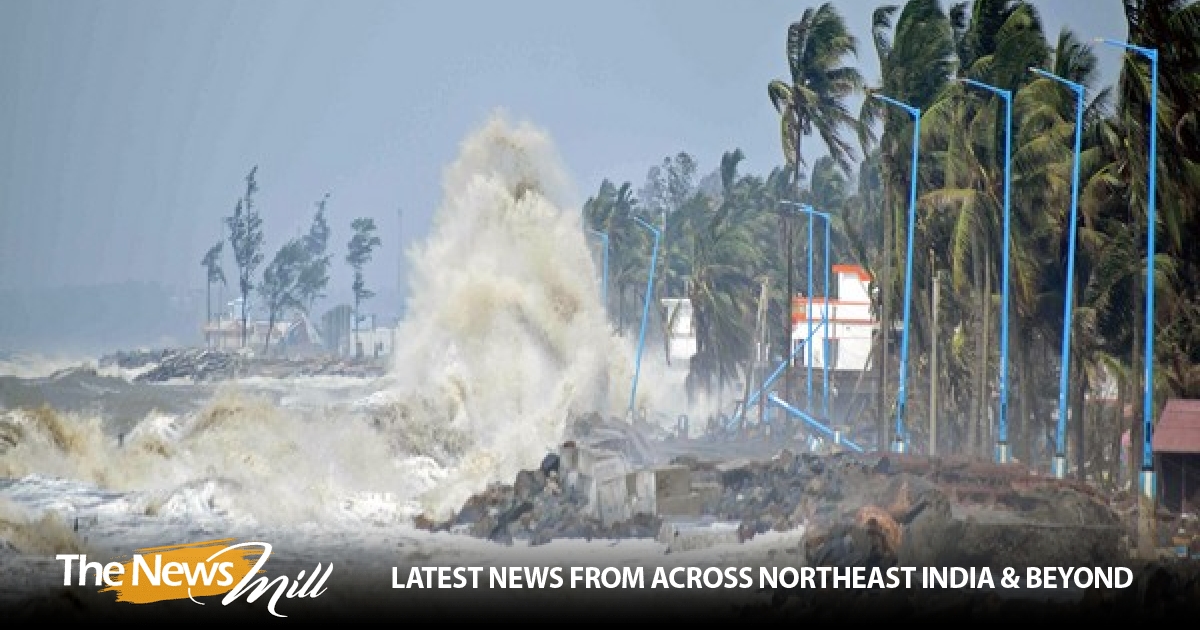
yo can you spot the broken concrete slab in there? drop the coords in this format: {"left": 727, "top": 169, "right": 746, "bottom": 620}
{"left": 658, "top": 517, "right": 743, "bottom": 553}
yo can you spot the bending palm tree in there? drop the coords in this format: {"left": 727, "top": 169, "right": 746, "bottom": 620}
{"left": 768, "top": 1, "right": 864, "bottom": 408}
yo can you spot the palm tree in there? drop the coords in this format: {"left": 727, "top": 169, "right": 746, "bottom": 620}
{"left": 859, "top": 0, "right": 955, "bottom": 449}
{"left": 678, "top": 150, "right": 765, "bottom": 407}
{"left": 583, "top": 180, "right": 649, "bottom": 334}
{"left": 767, "top": 1, "right": 865, "bottom": 408}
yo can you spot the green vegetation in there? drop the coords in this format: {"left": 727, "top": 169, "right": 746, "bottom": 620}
{"left": 585, "top": 0, "right": 1200, "bottom": 485}
{"left": 346, "top": 217, "right": 382, "bottom": 357}
{"left": 212, "top": 167, "right": 378, "bottom": 355}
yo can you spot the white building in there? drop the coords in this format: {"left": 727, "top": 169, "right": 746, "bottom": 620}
{"left": 349, "top": 325, "right": 397, "bottom": 358}
{"left": 791, "top": 264, "right": 881, "bottom": 371}
{"left": 660, "top": 298, "right": 697, "bottom": 365}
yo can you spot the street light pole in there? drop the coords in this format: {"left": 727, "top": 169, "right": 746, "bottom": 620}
{"left": 822, "top": 208, "right": 831, "bottom": 421}
{"left": 807, "top": 209, "right": 814, "bottom": 408}
{"left": 629, "top": 216, "right": 661, "bottom": 420}
{"left": 961, "top": 77, "right": 1014, "bottom": 464}
{"left": 806, "top": 205, "right": 833, "bottom": 422}
{"left": 1030, "top": 67, "right": 1085, "bottom": 479}
{"left": 872, "top": 93, "right": 921, "bottom": 454}
{"left": 1098, "top": 35, "right": 1159, "bottom": 528}
{"left": 781, "top": 201, "right": 832, "bottom": 421}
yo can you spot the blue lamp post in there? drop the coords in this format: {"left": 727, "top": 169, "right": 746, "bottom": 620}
{"left": 1029, "top": 67, "right": 1084, "bottom": 479}
{"left": 811, "top": 205, "right": 832, "bottom": 422}
{"left": 1097, "top": 37, "right": 1158, "bottom": 501}
{"left": 628, "top": 215, "right": 661, "bottom": 420}
{"left": 586, "top": 228, "right": 609, "bottom": 306}
{"left": 736, "top": 319, "right": 828, "bottom": 426}
{"left": 780, "top": 201, "right": 816, "bottom": 414}
{"left": 960, "top": 78, "right": 1014, "bottom": 464}
{"left": 782, "top": 201, "right": 833, "bottom": 421}
{"left": 872, "top": 93, "right": 921, "bottom": 454}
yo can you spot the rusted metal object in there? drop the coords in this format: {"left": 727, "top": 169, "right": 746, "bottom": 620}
{"left": 855, "top": 505, "right": 902, "bottom": 553}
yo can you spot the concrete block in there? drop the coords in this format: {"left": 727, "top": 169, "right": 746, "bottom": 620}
{"left": 658, "top": 517, "right": 742, "bottom": 553}
{"left": 589, "top": 455, "right": 627, "bottom": 482}
{"left": 580, "top": 455, "right": 628, "bottom": 524}
{"left": 580, "top": 448, "right": 627, "bottom": 481}
{"left": 595, "top": 476, "right": 629, "bottom": 526}
{"left": 655, "top": 465, "right": 691, "bottom": 497}
{"left": 627, "top": 470, "right": 657, "bottom": 516}
{"left": 657, "top": 493, "right": 704, "bottom": 517}
{"left": 691, "top": 481, "right": 721, "bottom": 505}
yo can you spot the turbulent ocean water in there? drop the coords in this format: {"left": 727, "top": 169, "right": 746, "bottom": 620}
{"left": 0, "top": 114, "right": 772, "bottom": 615}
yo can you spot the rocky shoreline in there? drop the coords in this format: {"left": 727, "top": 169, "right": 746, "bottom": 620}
{"left": 98, "top": 347, "right": 388, "bottom": 382}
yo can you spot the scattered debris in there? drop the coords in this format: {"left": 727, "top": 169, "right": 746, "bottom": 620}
{"left": 429, "top": 431, "right": 1125, "bottom": 578}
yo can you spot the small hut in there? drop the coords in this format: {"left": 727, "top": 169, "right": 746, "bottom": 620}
{"left": 1152, "top": 399, "right": 1200, "bottom": 513}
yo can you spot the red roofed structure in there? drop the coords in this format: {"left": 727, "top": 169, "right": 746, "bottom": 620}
{"left": 1153, "top": 399, "right": 1200, "bottom": 513}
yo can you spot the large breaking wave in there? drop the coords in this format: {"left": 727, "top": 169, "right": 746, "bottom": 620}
{"left": 0, "top": 113, "right": 679, "bottom": 540}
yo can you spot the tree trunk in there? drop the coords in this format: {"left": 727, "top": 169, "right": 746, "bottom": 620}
{"left": 978, "top": 254, "right": 991, "bottom": 459}
{"left": 1072, "top": 365, "right": 1089, "bottom": 482}
{"left": 216, "top": 284, "right": 223, "bottom": 348}
{"left": 968, "top": 232, "right": 982, "bottom": 457}
{"left": 617, "top": 282, "right": 625, "bottom": 331}
{"left": 205, "top": 281, "right": 212, "bottom": 348}
{"left": 1131, "top": 307, "right": 1143, "bottom": 478}
{"left": 1017, "top": 334, "right": 1032, "bottom": 465}
{"left": 354, "top": 297, "right": 361, "bottom": 358}
{"left": 1113, "top": 374, "right": 1128, "bottom": 489}
{"left": 930, "top": 261, "right": 939, "bottom": 458}
{"left": 240, "top": 291, "right": 250, "bottom": 349}
{"left": 264, "top": 311, "right": 276, "bottom": 355}
{"left": 877, "top": 193, "right": 893, "bottom": 450}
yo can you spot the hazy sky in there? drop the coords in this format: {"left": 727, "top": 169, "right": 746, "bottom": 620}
{"left": 0, "top": 0, "right": 1128, "bottom": 306}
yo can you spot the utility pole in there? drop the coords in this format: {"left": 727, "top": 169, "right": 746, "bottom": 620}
{"left": 930, "top": 249, "right": 939, "bottom": 458}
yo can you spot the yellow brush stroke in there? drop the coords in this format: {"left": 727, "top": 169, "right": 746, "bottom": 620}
{"left": 99, "top": 538, "right": 265, "bottom": 604}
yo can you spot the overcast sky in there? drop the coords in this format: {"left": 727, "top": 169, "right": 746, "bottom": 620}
{"left": 0, "top": 0, "right": 1128, "bottom": 306}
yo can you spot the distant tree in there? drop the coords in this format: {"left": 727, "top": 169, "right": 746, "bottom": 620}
{"left": 224, "top": 166, "right": 264, "bottom": 348}
{"left": 346, "top": 217, "right": 381, "bottom": 357}
{"left": 258, "top": 237, "right": 309, "bottom": 354}
{"left": 767, "top": 1, "right": 864, "bottom": 410}
{"left": 296, "top": 193, "right": 333, "bottom": 314}
{"left": 200, "top": 240, "right": 226, "bottom": 325}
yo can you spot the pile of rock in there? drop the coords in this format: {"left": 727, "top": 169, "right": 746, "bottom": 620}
{"left": 133, "top": 349, "right": 237, "bottom": 382}
{"left": 100, "top": 347, "right": 389, "bottom": 382}
{"left": 433, "top": 438, "right": 1126, "bottom": 576}
{"left": 99, "top": 349, "right": 174, "bottom": 370}
{"left": 416, "top": 453, "right": 662, "bottom": 545}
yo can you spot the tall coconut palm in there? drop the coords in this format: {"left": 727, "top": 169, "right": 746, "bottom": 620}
{"left": 679, "top": 149, "right": 765, "bottom": 406}
{"left": 1118, "top": 0, "right": 1200, "bottom": 420}
{"left": 767, "top": 1, "right": 865, "bottom": 408}
{"left": 859, "top": 0, "right": 955, "bottom": 449}
{"left": 583, "top": 180, "right": 649, "bottom": 333}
